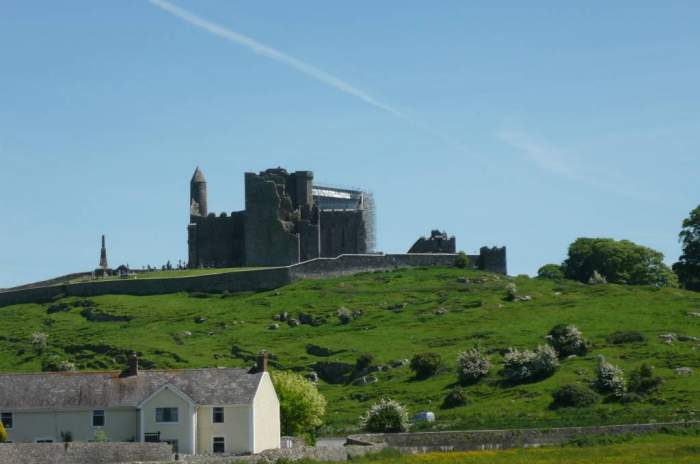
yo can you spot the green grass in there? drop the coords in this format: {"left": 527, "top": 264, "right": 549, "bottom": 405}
{"left": 2, "top": 267, "right": 700, "bottom": 434}
{"left": 336, "top": 432, "right": 700, "bottom": 464}
{"left": 65, "top": 267, "right": 267, "bottom": 283}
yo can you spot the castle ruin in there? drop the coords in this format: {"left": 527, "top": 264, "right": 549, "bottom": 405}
{"left": 187, "top": 167, "right": 375, "bottom": 268}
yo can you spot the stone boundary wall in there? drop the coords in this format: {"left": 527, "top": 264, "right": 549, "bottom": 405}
{"left": 0, "top": 253, "right": 466, "bottom": 307}
{"left": 288, "top": 253, "right": 467, "bottom": 280}
{"left": 0, "top": 442, "right": 173, "bottom": 464}
{"left": 182, "top": 444, "right": 387, "bottom": 463}
{"left": 347, "top": 421, "right": 699, "bottom": 452}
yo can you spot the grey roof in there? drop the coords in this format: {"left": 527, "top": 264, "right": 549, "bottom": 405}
{"left": 0, "top": 368, "right": 264, "bottom": 410}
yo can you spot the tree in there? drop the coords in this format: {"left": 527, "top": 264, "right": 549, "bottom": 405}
{"left": 537, "top": 264, "right": 564, "bottom": 280}
{"left": 0, "top": 421, "right": 7, "bottom": 443}
{"left": 455, "top": 252, "right": 470, "bottom": 269}
{"left": 272, "top": 371, "right": 327, "bottom": 438}
{"left": 673, "top": 205, "right": 700, "bottom": 291}
{"left": 562, "top": 238, "right": 677, "bottom": 287}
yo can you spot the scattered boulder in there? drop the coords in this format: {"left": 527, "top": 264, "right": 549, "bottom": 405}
{"left": 688, "top": 312, "right": 700, "bottom": 318}
{"left": 194, "top": 316, "right": 207, "bottom": 324}
{"left": 433, "top": 308, "right": 448, "bottom": 316}
{"left": 268, "top": 323, "right": 280, "bottom": 330}
{"left": 352, "top": 310, "right": 363, "bottom": 319}
{"left": 675, "top": 367, "right": 693, "bottom": 376}
{"left": 353, "top": 374, "right": 378, "bottom": 386}
{"left": 386, "top": 302, "right": 408, "bottom": 312}
{"left": 182, "top": 331, "right": 192, "bottom": 337}
{"left": 287, "top": 318, "right": 300, "bottom": 327}
{"left": 299, "top": 312, "right": 326, "bottom": 326}
{"left": 678, "top": 335, "right": 699, "bottom": 342}
{"left": 658, "top": 333, "right": 676, "bottom": 344}
{"left": 306, "top": 345, "right": 345, "bottom": 357}
{"left": 518, "top": 295, "right": 533, "bottom": 302}
{"left": 457, "top": 277, "right": 470, "bottom": 284}
{"left": 47, "top": 303, "right": 71, "bottom": 314}
{"left": 311, "top": 361, "right": 354, "bottom": 384}
{"left": 390, "top": 359, "right": 410, "bottom": 368}
{"left": 307, "top": 371, "right": 319, "bottom": 383}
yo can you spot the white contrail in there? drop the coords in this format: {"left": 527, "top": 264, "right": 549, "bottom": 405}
{"left": 148, "top": 0, "right": 408, "bottom": 120}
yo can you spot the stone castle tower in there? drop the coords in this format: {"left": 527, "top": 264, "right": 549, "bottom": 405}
{"left": 190, "top": 167, "right": 208, "bottom": 217}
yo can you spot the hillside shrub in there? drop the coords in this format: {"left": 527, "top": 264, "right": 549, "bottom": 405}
{"left": 455, "top": 252, "right": 470, "bottom": 269}
{"left": 607, "top": 331, "right": 646, "bottom": 345}
{"left": 360, "top": 398, "right": 409, "bottom": 433}
{"left": 337, "top": 307, "right": 352, "bottom": 324}
{"left": 563, "top": 237, "right": 677, "bottom": 287}
{"left": 546, "top": 324, "right": 589, "bottom": 358}
{"left": 456, "top": 347, "right": 491, "bottom": 384}
{"left": 538, "top": 264, "right": 565, "bottom": 280}
{"left": 551, "top": 384, "right": 599, "bottom": 409}
{"left": 31, "top": 332, "right": 48, "bottom": 350}
{"left": 0, "top": 421, "right": 7, "bottom": 443}
{"left": 272, "top": 371, "right": 327, "bottom": 438}
{"left": 442, "top": 387, "right": 468, "bottom": 409}
{"left": 628, "top": 364, "right": 663, "bottom": 395}
{"left": 503, "top": 345, "right": 559, "bottom": 384}
{"left": 410, "top": 352, "right": 442, "bottom": 379}
{"left": 355, "top": 354, "right": 374, "bottom": 371}
{"left": 592, "top": 356, "right": 626, "bottom": 398}
{"left": 504, "top": 283, "right": 518, "bottom": 301}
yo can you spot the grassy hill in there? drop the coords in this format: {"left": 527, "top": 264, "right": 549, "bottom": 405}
{"left": 1, "top": 267, "right": 699, "bottom": 433}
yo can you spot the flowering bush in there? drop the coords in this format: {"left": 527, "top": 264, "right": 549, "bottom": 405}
{"left": 505, "top": 283, "right": 518, "bottom": 301}
{"left": 31, "top": 332, "right": 48, "bottom": 350}
{"left": 592, "top": 356, "right": 627, "bottom": 398}
{"left": 336, "top": 307, "right": 352, "bottom": 324}
{"left": 546, "top": 324, "right": 589, "bottom": 357}
{"left": 503, "top": 345, "right": 559, "bottom": 383}
{"left": 360, "top": 398, "right": 409, "bottom": 433}
{"left": 456, "top": 347, "right": 491, "bottom": 384}
{"left": 588, "top": 270, "right": 608, "bottom": 285}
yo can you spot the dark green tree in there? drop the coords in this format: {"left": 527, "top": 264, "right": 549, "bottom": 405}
{"left": 673, "top": 205, "right": 700, "bottom": 291}
{"left": 562, "top": 238, "right": 677, "bottom": 287}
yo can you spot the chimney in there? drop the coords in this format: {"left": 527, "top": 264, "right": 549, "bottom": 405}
{"left": 256, "top": 351, "right": 268, "bottom": 372}
{"left": 126, "top": 353, "right": 139, "bottom": 377}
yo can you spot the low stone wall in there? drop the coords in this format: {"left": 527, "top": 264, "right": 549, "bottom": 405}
{"left": 0, "top": 442, "right": 173, "bottom": 464}
{"left": 288, "top": 253, "right": 465, "bottom": 280}
{"left": 182, "top": 444, "right": 386, "bottom": 463}
{"left": 0, "top": 253, "right": 470, "bottom": 308}
{"left": 347, "top": 421, "right": 698, "bottom": 452}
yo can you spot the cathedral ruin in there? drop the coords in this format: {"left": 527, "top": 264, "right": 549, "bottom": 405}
{"left": 187, "top": 167, "right": 375, "bottom": 268}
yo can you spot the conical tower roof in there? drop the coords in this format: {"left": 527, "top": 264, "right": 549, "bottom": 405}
{"left": 191, "top": 167, "right": 206, "bottom": 183}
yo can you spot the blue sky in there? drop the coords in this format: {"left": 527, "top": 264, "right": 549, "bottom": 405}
{"left": 1, "top": 1, "right": 698, "bottom": 288}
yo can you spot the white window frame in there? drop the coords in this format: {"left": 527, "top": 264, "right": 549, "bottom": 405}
{"left": 92, "top": 409, "right": 105, "bottom": 428}
{"left": 155, "top": 407, "right": 179, "bottom": 424}
{"left": 212, "top": 436, "right": 225, "bottom": 453}
{"left": 212, "top": 407, "right": 224, "bottom": 424}
{"left": 1, "top": 412, "right": 13, "bottom": 430}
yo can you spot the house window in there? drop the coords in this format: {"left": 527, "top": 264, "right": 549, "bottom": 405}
{"left": 213, "top": 407, "right": 224, "bottom": 423}
{"left": 155, "top": 407, "right": 178, "bottom": 423}
{"left": 1, "top": 412, "right": 12, "bottom": 429}
{"left": 144, "top": 432, "right": 161, "bottom": 443}
{"left": 213, "top": 437, "right": 225, "bottom": 453}
{"left": 93, "top": 410, "right": 105, "bottom": 427}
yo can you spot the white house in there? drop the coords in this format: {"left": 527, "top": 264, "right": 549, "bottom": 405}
{"left": 0, "top": 353, "right": 280, "bottom": 455}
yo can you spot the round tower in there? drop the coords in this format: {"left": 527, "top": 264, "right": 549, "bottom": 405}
{"left": 190, "top": 167, "right": 208, "bottom": 217}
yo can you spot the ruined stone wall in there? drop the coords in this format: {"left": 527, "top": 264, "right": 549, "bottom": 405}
{"left": 244, "top": 172, "right": 300, "bottom": 266}
{"left": 319, "top": 210, "right": 367, "bottom": 257}
{"left": 0, "top": 442, "right": 173, "bottom": 464}
{"left": 188, "top": 212, "right": 245, "bottom": 268}
{"left": 478, "top": 246, "right": 507, "bottom": 274}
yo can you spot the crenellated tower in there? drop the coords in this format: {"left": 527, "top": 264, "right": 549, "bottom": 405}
{"left": 190, "top": 167, "right": 208, "bottom": 217}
